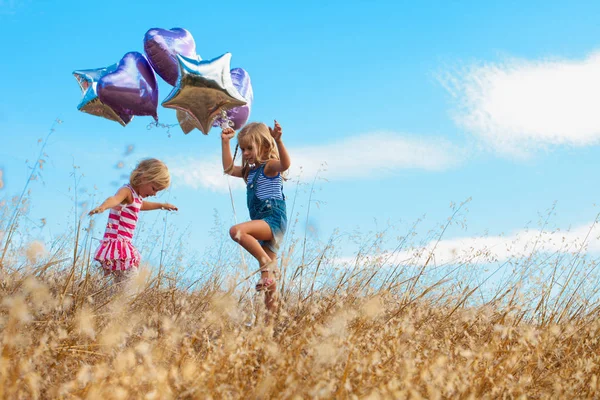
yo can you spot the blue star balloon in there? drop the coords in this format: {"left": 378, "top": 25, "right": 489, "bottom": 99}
{"left": 73, "top": 66, "right": 133, "bottom": 126}
{"left": 162, "top": 53, "right": 247, "bottom": 134}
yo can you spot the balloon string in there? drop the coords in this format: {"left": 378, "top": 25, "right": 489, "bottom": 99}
{"left": 146, "top": 121, "right": 180, "bottom": 137}
{"left": 147, "top": 112, "right": 232, "bottom": 136}
{"left": 219, "top": 109, "right": 234, "bottom": 130}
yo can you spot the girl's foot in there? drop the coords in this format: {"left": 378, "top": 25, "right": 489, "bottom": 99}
{"left": 256, "top": 260, "right": 279, "bottom": 292}
{"left": 255, "top": 276, "right": 276, "bottom": 292}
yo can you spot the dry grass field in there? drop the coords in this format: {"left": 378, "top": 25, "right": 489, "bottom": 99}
{"left": 1, "top": 174, "right": 599, "bottom": 399}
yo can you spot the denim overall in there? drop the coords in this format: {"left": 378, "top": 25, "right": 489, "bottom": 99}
{"left": 247, "top": 163, "right": 287, "bottom": 253}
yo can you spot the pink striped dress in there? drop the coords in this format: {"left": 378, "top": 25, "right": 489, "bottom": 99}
{"left": 93, "top": 184, "right": 142, "bottom": 271}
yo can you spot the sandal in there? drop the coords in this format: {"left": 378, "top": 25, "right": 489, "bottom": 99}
{"left": 255, "top": 277, "right": 276, "bottom": 292}
{"left": 256, "top": 260, "right": 280, "bottom": 292}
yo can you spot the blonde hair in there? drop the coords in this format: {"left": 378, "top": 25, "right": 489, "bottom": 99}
{"left": 129, "top": 158, "right": 171, "bottom": 190}
{"left": 236, "top": 122, "right": 280, "bottom": 181}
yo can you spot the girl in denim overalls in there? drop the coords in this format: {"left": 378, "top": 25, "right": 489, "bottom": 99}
{"left": 221, "top": 120, "right": 290, "bottom": 310}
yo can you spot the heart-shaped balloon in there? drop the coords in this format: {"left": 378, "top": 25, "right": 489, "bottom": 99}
{"left": 213, "top": 68, "right": 253, "bottom": 130}
{"left": 97, "top": 52, "right": 159, "bottom": 121}
{"left": 73, "top": 65, "right": 134, "bottom": 126}
{"left": 144, "top": 27, "right": 199, "bottom": 86}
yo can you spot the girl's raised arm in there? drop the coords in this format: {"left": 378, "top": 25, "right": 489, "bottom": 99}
{"left": 221, "top": 127, "right": 243, "bottom": 178}
{"left": 265, "top": 120, "right": 291, "bottom": 176}
{"left": 88, "top": 186, "right": 132, "bottom": 215}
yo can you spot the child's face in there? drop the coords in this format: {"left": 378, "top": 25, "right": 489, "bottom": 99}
{"left": 240, "top": 141, "right": 258, "bottom": 165}
{"left": 137, "top": 182, "right": 160, "bottom": 198}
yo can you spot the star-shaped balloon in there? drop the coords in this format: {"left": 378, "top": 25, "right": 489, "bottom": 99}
{"left": 73, "top": 66, "right": 133, "bottom": 126}
{"left": 181, "top": 68, "right": 254, "bottom": 134}
{"left": 176, "top": 110, "right": 197, "bottom": 134}
{"left": 212, "top": 68, "right": 254, "bottom": 130}
{"left": 162, "top": 53, "right": 247, "bottom": 135}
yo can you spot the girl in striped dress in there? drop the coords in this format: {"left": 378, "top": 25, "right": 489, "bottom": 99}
{"left": 88, "top": 158, "right": 177, "bottom": 284}
{"left": 221, "top": 120, "right": 291, "bottom": 312}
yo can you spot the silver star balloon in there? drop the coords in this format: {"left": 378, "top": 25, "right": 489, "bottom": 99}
{"left": 176, "top": 109, "right": 234, "bottom": 135}
{"left": 176, "top": 110, "right": 198, "bottom": 135}
{"left": 162, "top": 53, "right": 246, "bottom": 134}
{"left": 73, "top": 66, "right": 133, "bottom": 126}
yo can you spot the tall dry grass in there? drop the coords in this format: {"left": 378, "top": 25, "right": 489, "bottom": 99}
{"left": 1, "top": 199, "right": 600, "bottom": 399}
{"left": 1, "top": 130, "right": 600, "bottom": 398}
{"left": 0, "top": 251, "right": 600, "bottom": 399}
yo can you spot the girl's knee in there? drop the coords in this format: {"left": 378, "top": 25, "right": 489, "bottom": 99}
{"left": 229, "top": 226, "right": 242, "bottom": 242}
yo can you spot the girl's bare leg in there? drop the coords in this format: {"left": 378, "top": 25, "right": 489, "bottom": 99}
{"left": 230, "top": 220, "right": 275, "bottom": 279}
{"left": 230, "top": 221, "right": 280, "bottom": 317}
{"left": 262, "top": 246, "right": 279, "bottom": 316}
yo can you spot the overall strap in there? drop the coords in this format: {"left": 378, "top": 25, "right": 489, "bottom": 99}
{"left": 250, "top": 163, "right": 266, "bottom": 186}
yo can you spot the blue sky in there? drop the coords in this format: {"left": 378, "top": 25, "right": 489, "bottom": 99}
{"left": 2, "top": 0, "right": 600, "bottom": 268}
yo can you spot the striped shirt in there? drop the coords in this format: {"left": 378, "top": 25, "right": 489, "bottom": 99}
{"left": 247, "top": 167, "right": 284, "bottom": 200}
{"left": 94, "top": 184, "right": 143, "bottom": 271}
{"left": 101, "top": 184, "right": 142, "bottom": 241}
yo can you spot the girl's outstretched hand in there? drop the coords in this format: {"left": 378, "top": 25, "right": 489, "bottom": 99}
{"left": 88, "top": 206, "right": 105, "bottom": 216}
{"left": 221, "top": 127, "right": 235, "bottom": 142}
{"left": 269, "top": 119, "right": 282, "bottom": 141}
{"left": 161, "top": 203, "right": 178, "bottom": 211}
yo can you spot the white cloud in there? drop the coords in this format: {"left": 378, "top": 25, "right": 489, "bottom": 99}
{"left": 169, "top": 158, "right": 245, "bottom": 192}
{"left": 439, "top": 52, "right": 600, "bottom": 156}
{"left": 337, "top": 220, "right": 600, "bottom": 267}
{"left": 169, "top": 132, "right": 462, "bottom": 192}
{"left": 291, "top": 132, "right": 462, "bottom": 180}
